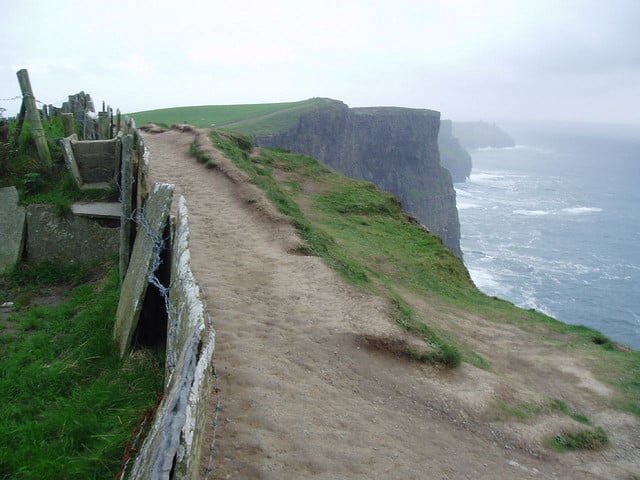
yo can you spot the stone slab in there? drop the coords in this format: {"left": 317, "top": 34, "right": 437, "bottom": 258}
{"left": 119, "top": 134, "right": 135, "bottom": 282}
{"left": 25, "top": 204, "right": 119, "bottom": 265}
{"left": 71, "top": 138, "right": 117, "bottom": 183}
{"left": 80, "top": 182, "right": 112, "bottom": 191}
{"left": 113, "top": 182, "right": 175, "bottom": 358}
{"left": 0, "top": 187, "right": 26, "bottom": 274}
{"left": 128, "top": 196, "right": 215, "bottom": 480}
{"left": 61, "top": 134, "right": 83, "bottom": 188}
{"left": 72, "top": 202, "right": 121, "bottom": 219}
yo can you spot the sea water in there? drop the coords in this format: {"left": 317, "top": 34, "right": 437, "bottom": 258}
{"left": 455, "top": 122, "right": 640, "bottom": 350}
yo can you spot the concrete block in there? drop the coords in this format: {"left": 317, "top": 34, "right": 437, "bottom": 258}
{"left": 25, "top": 204, "right": 118, "bottom": 265}
{"left": 0, "top": 187, "right": 26, "bottom": 274}
{"left": 113, "top": 182, "right": 175, "bottom": 358}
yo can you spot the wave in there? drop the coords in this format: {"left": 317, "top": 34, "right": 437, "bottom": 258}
{"left": 467, "top": 267, "right": 502, "bottom": 290}
{"left": 470, "top": 172, "right": 506, "bottom": 181}
{"left": 455, "top": 188, "right": 473, "bottom": 198}
{"left": 513, "top": 209, "right": 551, "bottom": 216}
{"left": 473, "top": 145, "right": 552, "bottom": 153}
{"left": 457, "top": 201, "right": 480, "bottom": 210}
{"left": 561, "top": 206, "right": 603, "bottom": 214}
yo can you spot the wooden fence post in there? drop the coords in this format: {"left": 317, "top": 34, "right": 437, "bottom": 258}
{"left": 62, "top": 113, "right": 75, "bottom": 137}
{"left": 98, "top": 111, "right": 109, "bottom": 139}
{"left": 16, "top": 69, "right": 51, "bottom": 167}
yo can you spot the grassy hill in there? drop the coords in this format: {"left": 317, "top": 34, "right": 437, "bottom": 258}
{"left": 130, "top": 97, "right": 340, "bottom": 135}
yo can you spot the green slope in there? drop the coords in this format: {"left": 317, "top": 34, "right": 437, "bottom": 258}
{"left": 130, "top": 97, "right": 339, "bottom": 135}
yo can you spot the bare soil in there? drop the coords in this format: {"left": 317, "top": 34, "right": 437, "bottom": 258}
{"left": 144, "top": 128, "right": 639, "bottom": 480}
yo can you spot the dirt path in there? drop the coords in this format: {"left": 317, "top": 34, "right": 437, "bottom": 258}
{"left": 143, "top": 129, "right": 639, "bottom": 480}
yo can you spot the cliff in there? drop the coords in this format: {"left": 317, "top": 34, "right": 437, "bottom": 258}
{"left": 253, "top": 100, "right": 462, "bottom": 257}
{"left": 438, "top": 120, "right": 472, "bottom": 182}
{"left": 451, "top": 121, "right": 515, "bottom": 149}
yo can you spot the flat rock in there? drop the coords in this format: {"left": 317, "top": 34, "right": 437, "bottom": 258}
{"left": 113, "top": 182, "right": 175, "bottom": 357}
{"left": 72, "top": 201, "right": 121, "bottom": 219}
{"left": 0, "top": 187, "right": 26, "bottom": 274}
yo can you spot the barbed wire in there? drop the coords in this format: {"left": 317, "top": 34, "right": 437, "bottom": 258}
{"left": 0, "top": 94, "right": 72, "bottom": 107}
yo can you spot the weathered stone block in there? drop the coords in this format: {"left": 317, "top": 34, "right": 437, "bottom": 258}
{"left": 0, "top": 187, "right": 26, "bottom": 274}
{"left": 71, "top": 138, "right": 117, "bottom": 183}
{"left": 113, "top": 182, "right": 175, "bottom": 358}
{"left": 25, "top": 204, "right": 118, "bottom": 265}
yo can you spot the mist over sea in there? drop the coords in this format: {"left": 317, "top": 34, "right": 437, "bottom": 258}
{"left": 455, "top": 122, "right": 640, "bottom": 350}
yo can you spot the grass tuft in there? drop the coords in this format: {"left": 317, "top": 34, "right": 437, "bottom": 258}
{"left": 547, "top": 427, "right": 609, "bottom": 451}
{"left": 551, "top": 398, "right": 592, "bottom": 424}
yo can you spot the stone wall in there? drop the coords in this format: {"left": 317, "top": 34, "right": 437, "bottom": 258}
{"left": 125, "top": 196, "right": 215, "bottom": 480}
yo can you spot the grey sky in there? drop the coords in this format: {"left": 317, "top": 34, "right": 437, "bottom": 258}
{"left": 1, "top": 0, "right": 639, "bottom": 125}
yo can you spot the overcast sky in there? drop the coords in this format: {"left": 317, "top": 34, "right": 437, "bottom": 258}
{"left": 1, "top": 0, "right": 639, "bottom": 125}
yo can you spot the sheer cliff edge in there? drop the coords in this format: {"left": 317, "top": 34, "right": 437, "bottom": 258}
{"left": 252, "top": 99, "right": 462, "bottom": 257}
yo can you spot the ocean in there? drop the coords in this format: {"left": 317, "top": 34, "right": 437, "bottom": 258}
{"left": 455, "top": 122, "right": 640, "bottom": 350}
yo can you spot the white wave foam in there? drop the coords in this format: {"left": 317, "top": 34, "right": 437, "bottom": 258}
{"left": 470, "top": 172, "right": 505, "bottom": 182}
{"left": 561, "top": 206, "right": 603, "bottom": 214}
{"left": 473, "top": 144, "right": 549, "bottom": 153}
{"left": 520, "top": 297, "right": 555, "bottom": 317}
{"left": 457, "top": 201, "right": 480, "bottom": 210}
{"left": 513, "top": 209, "right": 551, "bottom": 216}
{"left": 467, "top": 267, "right": 502, "bottom": 291}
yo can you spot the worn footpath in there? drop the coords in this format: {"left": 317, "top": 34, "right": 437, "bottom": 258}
{"left": 144, "top": 128, "right": 639, "bottom": 480}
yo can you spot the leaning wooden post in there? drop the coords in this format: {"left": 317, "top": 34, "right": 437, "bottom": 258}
{"left": 61, "top": 113, "right": 75, "bottom": 137}
{"left": 16, "top": 69, "right": 51, "bottom": 167}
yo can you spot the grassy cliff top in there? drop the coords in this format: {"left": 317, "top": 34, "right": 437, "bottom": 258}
{"left": 130, "top": 97, "right": 345, "bottom": 136}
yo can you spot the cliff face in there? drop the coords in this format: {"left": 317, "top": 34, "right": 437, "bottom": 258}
{"left": 438, "top": 120, "right": 472, "bottom": 182}
{"left": 451, "top": 121, "right": 515, "bottom": 149}
{"left": 254, "top": 101, "right": 462, "bottom": 257}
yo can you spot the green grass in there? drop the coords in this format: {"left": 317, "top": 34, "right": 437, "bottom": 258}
{"left": 130, "top": 97, "right": 342, "bottom": 136}
{"left": 493, "top": 397, "right": 594, "bottom": 424}
{"left": 551, "top": 399, "right": 592, "bottom": 425}
{"left": 546, "top": 427, "right": 609, "bottom": 451}
{"left": 494, "top": 399, "right": 542, "bottom": 420}
{"left": 130, "top": 101, "right": 307, "bottom": 128}
{"left": 0, "top": 264, "right": 162, "bottom": 479}
{"left": 0, "top": 261, "right": 93, "bottom": 310}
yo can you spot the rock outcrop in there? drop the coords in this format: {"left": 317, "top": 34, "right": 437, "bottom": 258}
{"left": 438, "top": 120, "right": 472, "bottom": 182}
{"left": 451, "top": 121, "right": 515, "bottom": 149}
{"left": 254, "top": 100, "right": 461, "bottom": 257}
